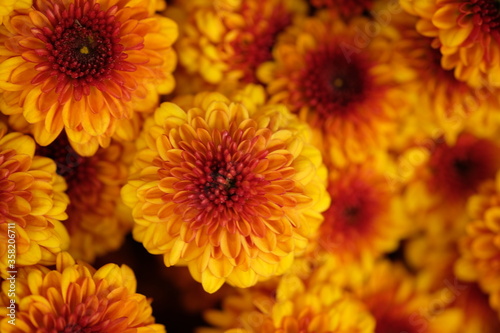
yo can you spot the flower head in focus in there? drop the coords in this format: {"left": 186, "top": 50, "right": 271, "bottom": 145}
{"left": 0, "top": 0, "right": 178, "bottom": 156}
{"left": 122, "top": 91, "right": 330, "bottom": 293}
{"left": 36, "top": 133, "right": 134, "bottom": 262}
{"left": 0, "top": 252, "right": 165, "bottom": 332}
{"left": 167, "top": 0, "right": 307, "bottom": 85}
{"left": 400, "top": 0, "right": 500, "bottom": 88}
{"left": 258, "top": 12, "right": 411, "bottom": 166}
{"left": 0, "top": 121, "right": 69, "bottom": 275}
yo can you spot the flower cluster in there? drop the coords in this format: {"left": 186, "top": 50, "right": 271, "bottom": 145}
{"left": 1, "top": 0, "right": 500, "bottom": 331}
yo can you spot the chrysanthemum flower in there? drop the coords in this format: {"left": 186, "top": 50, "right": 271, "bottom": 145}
{"left": 36, "top": 133, "right": 134, "bottom": 262}
{"left": 403, "top": 224, "right": 500, "bottom": 333}
{"left": 357, "top": 260, "right": 461, "bottom": 333}
{"left": 393, "top": 10, "right": 500, "bottom": 145}
{"left": 0, "top": 0, "right": 178, "bottom": 156}
{"left": 455, "top": 171, "right": 500, "bottom": 295}
{"left": 122, "top": 92, "right": 330, "bottom": 293}
{"left": 309, "top": 0, "right": 374, "bottom": 18}
{"left": 402, "top": 131, "right": 500, "bottom": 234}
{"left": 400, "top": 0, "right": 500, "bottom": 88}
{"left": 258, "top": 12, "right": 411, "bottom": 166}
{"left": 198, "top": 267, "right": 375, "bottom": 333}
{"left": 315, "top": 162, "right": 407, "bottom": 270}
{"left": 0, "top": 121, "right": 69, "bottom": 275}
{"left": 0, "top": 252, "right": 165, "bottom": 332}
{"left": 167, "top": 0, "right": 307, "bottom": 85}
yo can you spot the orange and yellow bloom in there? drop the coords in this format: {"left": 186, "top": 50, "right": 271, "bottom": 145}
{"left": 258, "top": 11, "right": 411, "bottom": 166}
{"left": 36, "top": 134, "right": 134, "bottom": 262}
{"left": 401, "top": 0, "right": 500, "bottom": 88}
{"left": 122, "top": 91, "right": 329, "bottom": 293}
{"left": 0, "top": 0, "right": 177, "bottom": 156}
{"left": 456, "top": 170, "right": 500, "bottom": 296}
{"left": 0, "top": 252, "right": 165, "bottom": 332}
{"left": 0, "top": 121, "right": 69, "bottom": 275}
{"left": 168, "top": 0, "right": 307, "bottom": 85}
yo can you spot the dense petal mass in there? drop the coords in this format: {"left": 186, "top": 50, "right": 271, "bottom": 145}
{"left": 357, "top": 260, "right": 462, "bottom": 333}
{"left": 316, "top": 161, "right": 408, "bottom": 270}
{"left": 122, "top": 91, "right": 330, "bottom": 293}
{"left": 0, "top": 0, "right": 177, "bottom": 156}
{"left": 393, "top": 9, "right": 500, "bottom": 146}
{"left": 401, "top": 0, "right": 500, "bottom": 88}
{"left": 0, "top": 252, "right": 165, "bottom": 332}
{"left": 257, "top": 11, "right": 412, "bottom": 166}
{"left": 36, "top": 133, "right": 134, "bottom": 262}
{"left": 0, "top": 121, "right": 69, "bottom": 275}
{"left": 401, "top": 131, "right": 500, "bottom": 236}
{"left": 167, "top": 0, "right": 307, "bottom": 85}
{"left": 456, "top": 171, "right": 500, "bottom": 300}
{"left": 198, "top": 259, "right": 376, "bottom": 333}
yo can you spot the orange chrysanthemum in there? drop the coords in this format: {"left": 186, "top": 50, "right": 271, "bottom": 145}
{"left": 316, "top": 162, "right": 408, "bottom": 270}
{"left": 455, "top": 171, "right": 500, "bottom": 295}
{"left": 357, "top": 260, "right": 462, "bottom": 333}
{"left": 402, "top": 131, "right": 500, "bottom": 234}
{"left": 0, "top": 121, "right": 69, "bottom": 275}
{"left": 0, "top": 0, "right": 177, "bottom": 156}
{"left": 400, "top": 0, "right": 500, "bottom": 88}
{"left": 198, "top": 264, "right": 375, "bottom": 333}
{"left": 0, "top": 252, "right": 165, "bottom": 332}
{"left": 403, "top": 223, "right": 500, "bottom": 333}
{"left": 393, "top": 10, "right": 500, "bottom": 145}
{"left": 258, "top": 12, "right": 411, "bottom": 166}
{"left": 122, "top": 92, "right": 330, "bottom": 293}
{"left": 36, "top": 133, "right": 134, "bottom": 262}
{"left": 167, "top": 0, "right": 307, "bottom": 85}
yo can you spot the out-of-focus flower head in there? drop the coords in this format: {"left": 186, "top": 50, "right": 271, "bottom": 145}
{"left": 0, "top": 0, "right": 178, "bottom": 156}
{"left": 0, "top": 121, "right": 69, "bottom": 275}
{"left": 456, "top": 171, "right": 500, "bottom": 298}
{"left": 122, "top": 91, "right": 330, "bottom": 293}
{"left": 36, "top": 133, "right": 134, "bottom": 262}
{"left": 258, "top": 10, "right": 412, "bottom": 167}
{"left": 403, "top": 219, "right": 500, "bottom": 333}
{"left": 393, "top": 9, "right": 500, "bottom": 146}
{"left": 167, "top": 0, "right": 308, "bottom": 86}
{"left": 401, "top": 131, "right": 500, "bottom": 235}
{"left": 198, "top": 259, "right": 375, "bottom": 333}
{"left": 0, "top": 252, "right": 165, "bottom": 332}
{"left": 312, "top": 159, "right": 408, "bottom": 272}
{"left": 400, "top": 0, "right": 500, "bottom": 88}
{"left": 357, "top": 260, "right": 462, "bottom": 333}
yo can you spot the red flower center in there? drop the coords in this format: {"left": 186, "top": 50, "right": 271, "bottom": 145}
{"left": 319, "top": 172, "right": 385, "bottom": 253}
{"left": 29, "top": 0, "right": 141, "bottom": 102}
{"left": 294, "top": 45, "right": 372, "bottom": 118}
{"left": 460, "top": 0, "right": 500, "bottom": 44}
{"left": 428, "top": 134, "right": 500, "bottom": 200}
{"left": 172, "top": 130, "right": 270, "bottom": 229}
